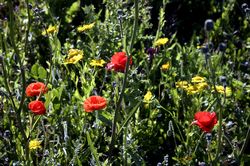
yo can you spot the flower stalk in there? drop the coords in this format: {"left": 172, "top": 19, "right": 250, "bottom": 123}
{"left": 109, "top": 0, "right": 139, "bottom": 157}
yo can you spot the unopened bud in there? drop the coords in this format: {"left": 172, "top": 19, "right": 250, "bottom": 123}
{"left": 241, "top": 3, "right": 248, "bottom": 10}
{"left": 204, "top": 19, "right": 214, "bottom": 31}
{"left": 218, "top": 42, "right": 227, "bottom": 52}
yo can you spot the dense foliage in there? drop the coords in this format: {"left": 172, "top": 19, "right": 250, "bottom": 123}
{"left": 0, "top": 0, "right": 249, "bottom": 165}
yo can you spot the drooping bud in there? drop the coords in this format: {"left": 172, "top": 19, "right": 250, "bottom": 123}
{"left": 218, "top": 42, "right": 227, "bottom": 52}
{"left": 204, "top": 19, "right": 214, "bottom": 31}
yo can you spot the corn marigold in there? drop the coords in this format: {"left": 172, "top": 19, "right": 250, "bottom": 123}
{"left": 213, "top": 85, "right": 232, "bottom": 97}
{"left": 161, "top": 62, "right": 170, "bottom": 71}
{"left": 185, "top": 85, "right": 199, "bottom": 95}
{"left": 144, "top": 91, "right": 153, "bottom": 102}
{"left": 196, "top": 82, "right": 208, "bottom": 90}
{"left": 154, "top": 38, "right": 169, "bottom": 47}
{"left": 42, "top": 25, "right": 58, "bottom": 36}
{"left": 64, "top": 49, "right": 83, "bottom": 64}
{"left": 77, "top": 22, "right": 95, "bottom": 32}
{"left": 90, "top": 59, "right": 106, "bottom": 67}
{"left": 175, "top": 81, "right": 189, "bottom": 89}
{"left": 29, "top": 139, "right": 42, "bottom": 150}
{"left": 191, "top": 76, "right": 206, "bottom": 83}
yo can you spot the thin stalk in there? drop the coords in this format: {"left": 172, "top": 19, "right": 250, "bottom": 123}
{"left": 239, "top": 126, "right": 250, "bottom": 157}
{"left": 109, "top": 0, "right": 139, "bottom": 157}
{"left": 123, "top": 126, "right": 128, "bottom": 166}
{"left": 192, "top": 132, "right": 205, "bottom": 157}
{"left": 7, "top": 0, "right": 30, "bottom": 161}
{"left": 154, "top": 0, "right": 167, "bottom": 42}
{"left": 159, "top": 105, "right": 185, "bottom": 145}
{"left": 206, "top": 31, "right": 223, "bottom": 163}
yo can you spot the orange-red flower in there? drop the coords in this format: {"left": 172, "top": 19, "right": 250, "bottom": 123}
{"left": 107, "top": 52, "right": 132, "bottom": 72}
{"left": 192, "top": 111, "right": 218, "bottom": 132}
{"left": 83, "top": 96, "right": 107, "bottom": 113}
{"left": 28, "top": 100, "right": 46, "bottom": 115}
{"left": 26, "top": 82, "right": 48, "bottom": 97}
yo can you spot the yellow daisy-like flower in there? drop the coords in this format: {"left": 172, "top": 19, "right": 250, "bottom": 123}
{"left": 191, "top": 76, "right": 206, "bottom": 83}
{"left": 154, "top": 38, "right": 169, "bottom": 47}
{"left": 144, "top": 91, "right": 153, "bottom": 109}
{"left": 77, "top": 22, "right": 95, "bottom": 32}
{"left": 29, "top": 139, "right": 42, "bottom": 150}
{"left": 175, "top": 81, "right": 189, "bottom": 89}
{"left": 196, "top": 82, "right": 208, "bottom": 90}
{"left": 144, "top": 91, "right": 153, "bottom": 102}
{"left": 90, "top": 59, "right": 106, "bottom": 67}
{"left": 42, "top": 25, "right": 58, "bottom": 36}
{"left": 161, "top": 62, "right": 170, "bottom": 71}
{"left": 185, "top": 85, "right": 199, "bottom": 95}
{"left": 214, "top": 85, "right": 232, "bottom": 97}
{"left": 64, "top": 49, "right": 83, "bottom": 64}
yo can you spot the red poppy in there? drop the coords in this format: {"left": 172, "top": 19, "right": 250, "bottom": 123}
{"left": 26, "top": 82, "right": 48, "bottom": 97}
{"left": 107, "top": 52, "right": 132, "bottom": 72}
{"left": 83, "top": 96, "right": 107, "bottom": 113}
{"left": 28, "top": 100, "right": 46, "bottom": 115}
{"left": 192, "top": 111, "right": 218, "bottom": 132}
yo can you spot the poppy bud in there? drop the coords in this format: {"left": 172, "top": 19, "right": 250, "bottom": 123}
{"left": 218, "top": 42, "right": 227, "bottom": 52}
{"left": 205, "top": 133, "right": 212, "bottom": 145}
{"left": 204, "top": 19, "right": 214, "bottom": 31}
{"left": 220, "top": 76, "right": 226, "bottom": 84}
{"left": 241, "top": 3, "right": 248, "bottom": 10}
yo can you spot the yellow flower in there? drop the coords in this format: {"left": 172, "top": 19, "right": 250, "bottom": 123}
{"left": 144, "top": 91, "right": 153, "bottom": 109}
{"left": 90, "top": 59, "right": 106, "bottom": 67}
{"left": 42, "top": 25, "right": 58, "bottom": 36}
{"left": 161, "top": 62, "right": 170, "bottom": 71}
{"left": 214, "top": 86, "right": 232, "bottom": 97}
{"left": 196, "top": 82, "right": 208, "bottom": 90}
{"left": 175, "top": 81, "right": 189, "bottom": 89}
{"left": 154, "top": 38, "right": 169, "bottom": 47}
{"left": 29, "top": 139, "right": 42, "bottom": 150}
{"left": 185, "top": 85, "right": 199, "bottom": 95}
{"left": 64, "top": 49, "right": 83, "bottom": 64}
{"left": 144, "top": 91, "right": 153, "bottom": 102}
{"left": 191, "top": 76, "right": 206, "bottom": 83}
{"left": 77, "top": 22, "right": 95, "bottom": 32}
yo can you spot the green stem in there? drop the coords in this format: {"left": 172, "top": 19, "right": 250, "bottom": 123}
{"left": 206, "top": 35, "right": 222, "bottom": 163}
{"left": 192, "top": 132, "right": 205, "bottom": 157}
{"left": 239, "top": 126, "right": 250, "bottom": 157}
{"left": 123, "top": 126, "right": 128, "bottom": 166}
{"left": 154, "top": 0, "right": 167, "bottom": 42}
{"left": 7, "top": 0, "right": 30, "bottom": 161}
{"left": 159, "top": 105, "right": 185, "bottom": 145}
{"left": 109, "top": 0, "right": 139, "bottom": 157}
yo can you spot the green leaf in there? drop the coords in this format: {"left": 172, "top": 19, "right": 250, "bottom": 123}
{"left": 98, "top": 111, "right": 113, "bottom": 126}
{"left": 65, "top": 0, "right": 80, "bottom": 23}
{"left": 117, "top": 101, "right": 142, "bottom": 137}
{"left": 86, "top": 131, "right": 101, "bottom": 166}
{"left": 30, "top": 63, "right": 47, "bottom": 79}
{"left": 30, "top": 63, "right": 39, "bottom": 79}
{"left": 38, "top": 66, "right": 47, "bottom": 79}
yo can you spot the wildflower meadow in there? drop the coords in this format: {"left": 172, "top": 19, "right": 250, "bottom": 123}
{"left": 0, "top": 0, "right": 250, "bottom": 165}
